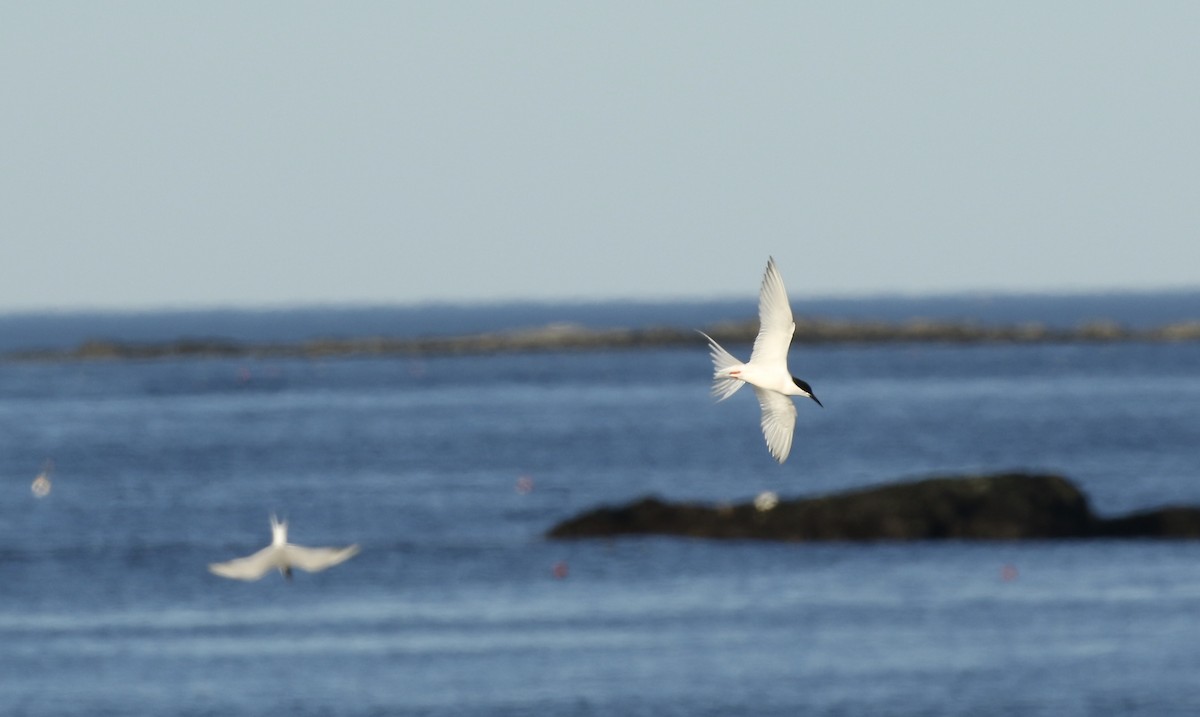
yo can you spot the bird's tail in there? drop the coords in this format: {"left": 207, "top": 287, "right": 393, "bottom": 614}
{"left": 270, "top": 513, "right": 288, "bottom": 546}
{"left": 697, "top": 331, "right": 745, "bottom": 401}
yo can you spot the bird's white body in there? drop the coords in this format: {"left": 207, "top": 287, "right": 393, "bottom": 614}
{"left": 208, "top": 515, "right": 360, "bottom": 581}
{"left": 700, "top": 257, "right": 821, "bottom": 464}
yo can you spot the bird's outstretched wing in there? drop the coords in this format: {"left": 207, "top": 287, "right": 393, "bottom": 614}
{"left": 283, "top": 544, "right": 360, "bottom": 573}
{"left": 749, "top": 257, "right": 796, "bottom": 367}
{"left": 753, "top": 387, "right": 797, "bottom": 464}
{"left": 208, "top": 545, "right": 279, "bottom": 581}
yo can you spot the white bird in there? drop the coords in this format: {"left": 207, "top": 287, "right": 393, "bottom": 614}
{"left": 699, "top": 257, "right": 822, "bottom": 463}
{"left": 208, "top": 514, "right": 360, "bottom": 581}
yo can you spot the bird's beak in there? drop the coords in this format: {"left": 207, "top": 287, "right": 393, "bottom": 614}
{"left": 809, "top": 394, "right": 823, "bottom": 408}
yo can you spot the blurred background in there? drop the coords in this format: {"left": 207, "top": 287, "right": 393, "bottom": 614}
{"left": 2, "top": 3, "right": 1199, "bottom": 716}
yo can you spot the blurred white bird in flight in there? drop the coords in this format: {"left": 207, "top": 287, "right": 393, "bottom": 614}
{"left": 699, "top": 257, "right": 822, "bottom": 463}
{"left": 208, "top": 514, "right": 360, "bottom": 581}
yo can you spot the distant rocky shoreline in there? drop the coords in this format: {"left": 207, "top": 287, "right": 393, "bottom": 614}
{"left": 546, "top": 473, "right": 1200, "bottom": 542}
{"left": 5, "top": 316, "right": 1200, "bottom": 362}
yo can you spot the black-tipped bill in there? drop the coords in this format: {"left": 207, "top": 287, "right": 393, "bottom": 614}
{"left": 792, "top": 376, "right": 823, "bottom": 407}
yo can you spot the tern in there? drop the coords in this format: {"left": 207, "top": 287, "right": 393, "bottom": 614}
{"left": 699, "top": 256, "right": 822, "bottom": 463}
{"left": 208, "top": 514, "right": 360, "bottom": 581}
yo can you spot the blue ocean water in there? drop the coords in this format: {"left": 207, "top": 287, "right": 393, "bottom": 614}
{"left": 2, "top": 299, "right": 1200, "bottom": 716}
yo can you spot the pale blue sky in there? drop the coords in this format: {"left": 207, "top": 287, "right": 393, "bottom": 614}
{"left": 2, "top": 2, "right": 1198, "bottom": 312}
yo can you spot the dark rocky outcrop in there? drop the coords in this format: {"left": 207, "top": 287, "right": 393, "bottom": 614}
{"left": 1095, "top": 507, "right": 1200, "bottom": 539}
{"left": 547, "top": 473, "right": 1200, "bottom": 542}
{"left": 7, "top": 317, "right": 1200, "bottom": 363}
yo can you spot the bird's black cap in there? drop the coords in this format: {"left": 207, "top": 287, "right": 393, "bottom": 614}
{"left": 792, "top": 377, "right": 823, "bottom": 407}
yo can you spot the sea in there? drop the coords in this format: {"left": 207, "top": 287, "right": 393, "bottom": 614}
{"left": 1, "top": 292, "right": 1199, "bottom": 716}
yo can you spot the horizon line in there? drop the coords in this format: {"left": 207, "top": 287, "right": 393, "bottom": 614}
{"left": 2, "top": 284, "right": 1200, "bottom": 318}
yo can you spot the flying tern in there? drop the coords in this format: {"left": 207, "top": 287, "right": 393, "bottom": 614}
{"left": 699, "top": 256, "right": 822, "bottom": 463}
{"left": 208, "top": 514, "right": 360, "bottom": 581}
